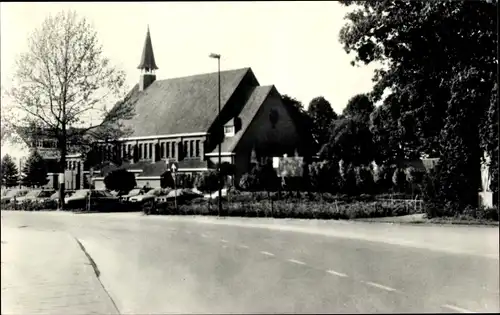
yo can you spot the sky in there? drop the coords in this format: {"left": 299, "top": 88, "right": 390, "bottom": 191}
{"left": 0, "top": 1, "right": 378, "bottom": 161}
{"left": 0, "top": 1, "right": 378, "bottom": 114}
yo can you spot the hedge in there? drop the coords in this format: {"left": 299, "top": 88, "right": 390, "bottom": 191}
{"left": 149, "top": 197, "right": 418, "bottom": 220}
{"left": 1, "top": 199, "right": 58, "bottom": 211}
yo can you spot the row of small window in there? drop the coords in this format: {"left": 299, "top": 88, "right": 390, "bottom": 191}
{"left": 35, "top": 140, "right": 58, "bottom": 148}
{"left": 101, "top": 140, "right": 203, "bottom": 160}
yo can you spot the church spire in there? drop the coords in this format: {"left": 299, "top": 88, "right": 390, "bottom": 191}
{"left": 137, "top": 25, "right": 158, "bottom": 73}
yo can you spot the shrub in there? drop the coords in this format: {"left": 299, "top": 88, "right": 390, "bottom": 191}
{"left": 392, "top": 168, "right": 407, "bottom": 193}
{"left": 195, "top": 170, "right": 222, "bottom": 194}
{"left": 355, "top": 166, "right": 375, "bottom": 195}
{"left": 308, "top": 160, "right": 339, "bottom": 194}
{"left": 160, "top": 171, "right": 175, "bottom": 189}
{"left": 339, "top": 163, "right": 358, "bottom": 195}
{"left": 104, "top": 169, "right": 136, "bottom": 195}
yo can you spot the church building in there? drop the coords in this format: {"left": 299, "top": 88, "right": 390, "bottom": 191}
{"left": 88, "top": 27, "right": 312, "bottom": 189}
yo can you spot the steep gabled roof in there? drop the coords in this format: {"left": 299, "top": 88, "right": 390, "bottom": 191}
{"left": 211, "top": 85, "right": 274, "bottom": 153}
{"left": 118, "top": 67, "right": 253, "bottom": 137}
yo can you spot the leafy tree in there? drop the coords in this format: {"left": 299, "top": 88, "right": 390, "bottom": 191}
{"left": 343, "top": 94, "right": 374, "bottom": 123}
{"left": 4, "top": 11, "right": 135, "bottom": 208}
{"left": 339, "top": 0, "right": 497, "bottom": 210}
{"left": 104, "top": 169, "right": 136, "bottom": 195}
{"left": 392, "top": 168, "right": 407, "bottom": 194}
{"left": 339, "top": 161, "right": 358, "bottom": 195}
{"left": 1, "top": 155, "right": 19, "bottom": 187}
{"left": 195, "top": 170, "right": 222, "bottom": 194}
{"left": 21, "top": 150, "right": 49, "bottom": 188}
{"left": 373, "top": 164, "right": 396, "bottom": 194}
{"left": 321, "top": 117, "right": 375, "bottom": 166}
{"left": 307, "top": 96, "right": 338, "bottom": 152}
{"left": 355, "top": 166, "right": 375, "bottom": 195}
{"left": 308, "top": 160, "right": 339, "bottom": 195}
{"left": 281, "top": 94, "right": 304, "bottom": 112}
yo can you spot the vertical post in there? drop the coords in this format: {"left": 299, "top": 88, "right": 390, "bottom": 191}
{"left": 217, "top": 57, "right": 222, "bottom": 217}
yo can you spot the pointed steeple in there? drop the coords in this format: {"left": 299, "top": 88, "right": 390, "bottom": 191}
{"left": 137, "top": 25, "right": 158, "bottom": 73}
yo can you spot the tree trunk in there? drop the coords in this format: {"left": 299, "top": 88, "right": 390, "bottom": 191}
{"left": 58, "top": 129, "right": 67, "bottom": 210}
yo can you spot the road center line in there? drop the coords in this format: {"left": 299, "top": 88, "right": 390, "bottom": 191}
{"left": 287, "top": 259, "right": 306, "bottom": 265}
{"left": 442, "top": 304, "right": 474, "bottom": 313}
{"left": 201, "top": 234, "right": 209, "bottom": 238}
{"left": 238, "top": 244, "right": 249, "bottom": 249}
{"left": 326, "top": 270, "right": 348, "bottom": 278}
{"left": 363, "top": 281, "right": 397, "bottom": 292}
{"left": 220, "top": 239, "right": 229, "bottom": 243}
{"left": 260, "top": 251, "right": 275, "bottom": 257}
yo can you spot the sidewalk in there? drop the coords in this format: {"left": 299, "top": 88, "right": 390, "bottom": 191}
{"left": 1, "top": 226, "right": 119, "bottom": 315}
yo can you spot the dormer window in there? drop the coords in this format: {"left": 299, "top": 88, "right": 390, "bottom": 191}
{"left": 224, "top": 125, "right": 235, "bottom": 137}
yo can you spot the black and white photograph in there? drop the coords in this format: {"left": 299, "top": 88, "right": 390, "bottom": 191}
{"left": 0, "top": 1, "right": 498, "bottom": 313}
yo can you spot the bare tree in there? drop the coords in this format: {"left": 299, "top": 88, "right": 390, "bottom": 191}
{"left": 4, "top": 10, "right": 135, "bottom": 208}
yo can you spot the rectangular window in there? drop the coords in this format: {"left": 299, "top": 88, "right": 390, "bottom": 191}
{"left": 183, "top": 141, "right": 188, "bottom": 157}
{"left": 127, "top": 144, "right": 131, "bottom": 157}
{"left": 144, "top": 143, "right": 148, "bottom": 159}
{"left": 195, "top": 140, "right": 200, "bottom": 157}
{"left": 166, "top": 142, "right": 170, "bottom": 158}
{"left": 189, "top": 141, "right": 194, "bottom": 158}
{"left": 139, "top": 144, "right": 143, "bottom": 159}
{"left": 161, "top": 143, "right": 165, "bottom": 158}
{"left": 149, "top": 143, "right": 153, "bottom": 159}
{"left": 224, "top": 126, "right": 235, "bottom": 137}
{"left": 172, "top": 143, "right": 176, "bottom": 158}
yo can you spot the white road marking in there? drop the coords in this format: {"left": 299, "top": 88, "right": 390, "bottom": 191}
{"left": 201, "top": 234, "right": 210, "bottom": 238}
{"left": 260, "top": 251, "right": 275, "bottom": 257}
{"left": 441, "top": 304, "right": 474, "bottom": 313}
{"left": 238, "top": 244, "right": 249, "bottom": 249}
{"left": 363, "top": 281, "right": 397, "bottom": 292}
{"left": 287, "top": 259, "right": 306, "bottom": 265}
{"left": 220, "top": 239, "right": 229, "bottom": 243}
{"left": 326, "top": 270, "right": 348, "bottom": 278}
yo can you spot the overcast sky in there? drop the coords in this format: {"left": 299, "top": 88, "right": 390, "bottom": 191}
{"left": 1, "top": 1, "right": 378, "bottom": 115}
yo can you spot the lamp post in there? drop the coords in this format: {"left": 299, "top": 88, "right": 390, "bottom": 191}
{"left": 209, "top": 53, "right": 222, "bottom": 217}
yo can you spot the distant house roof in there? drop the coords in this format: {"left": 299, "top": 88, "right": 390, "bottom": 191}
{"left": 115, "top": 67, "right": 254, "bottom": 137}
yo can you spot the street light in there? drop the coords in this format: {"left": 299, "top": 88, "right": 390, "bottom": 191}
{"left": 209, "top": 53, "right": 222, "bottom": 217}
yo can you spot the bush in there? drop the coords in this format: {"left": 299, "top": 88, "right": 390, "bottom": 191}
{"left": 195, "top": 170, "right": 222, "bottom": 194}
{"left": 147, "top": 196, "right": 417, "bottom": 220}
{"left": 1, "top": 199, "right": 58, "bottom": 211}
{"left": 104, "top": 169, "right": 136, "bottom": 195}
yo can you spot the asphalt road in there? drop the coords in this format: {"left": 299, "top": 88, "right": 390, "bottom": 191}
{"left": 2, "top": 211, "right": 499, "bottom": 314}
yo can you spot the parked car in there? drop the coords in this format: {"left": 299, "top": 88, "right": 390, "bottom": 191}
{"left": 120, "top": 188, "right": 143, "bottom": 202}
{"left": 64, "top": 189, "right": 121, "bottom": 211}
{"left": 15, "top": 189, "right": 55, "bottom": 204}
{"left": 151, "top": 189, "right": 203, "bottom": 214}
{"left": 50, "top": 190, "right": 75, "bottom": 203}
{"left": 1, "top": 189, "right": 29, "bottom": 204}
{"left": 128, "top": 188, "right": 167, "bottom": 204}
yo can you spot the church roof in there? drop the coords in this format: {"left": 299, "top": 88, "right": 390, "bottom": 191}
{"left": 137, "top": 27, "right": 158, "bottom": 71}
{"left": 212, "top": 85, "right": 274, "bottom": 153}
{"left": 115, "top": 67, "right": 256, "bottom": 137}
